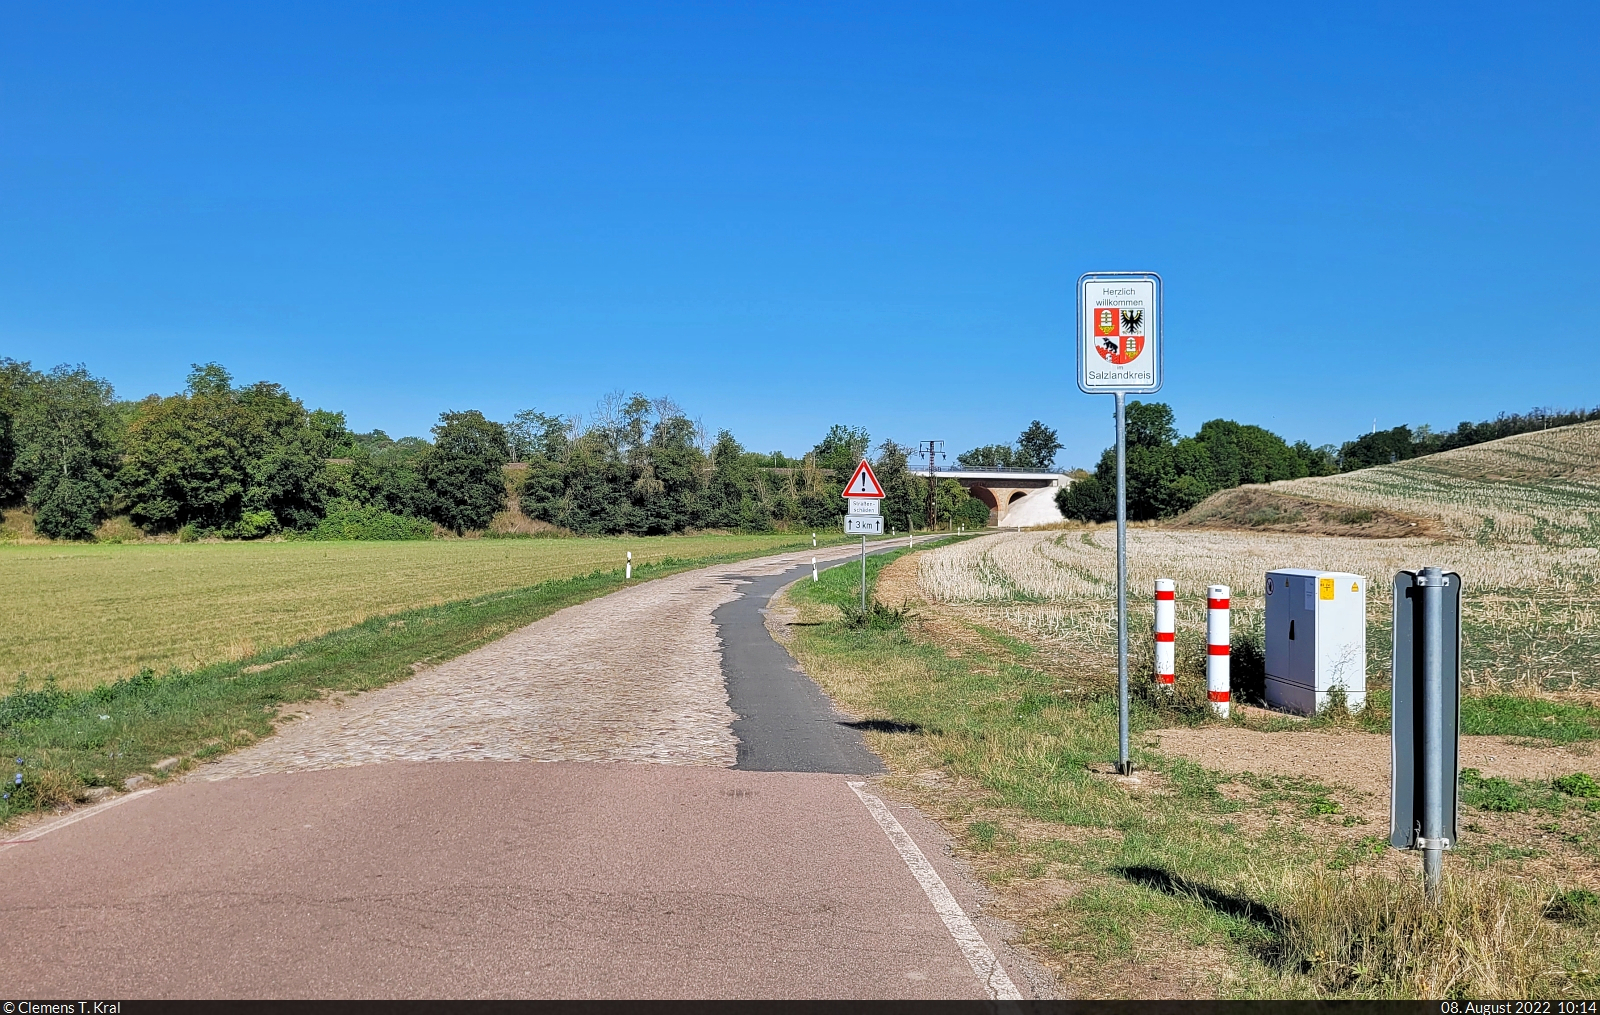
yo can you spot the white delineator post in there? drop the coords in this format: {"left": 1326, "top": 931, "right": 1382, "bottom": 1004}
{"left": 812, "top": 533, "right": 817, "bottom": 548}
{"left": 812, "top": 557, "right": 818, "bottom": 583}
{"left": 1207, "top": 584, "right": 1230, "bottom": 716}
{"left": 1154, "top": 578, "right": 1176, "bottom": 687}
{"left": 626, "top": 551, "right": 632, "bottom": 580}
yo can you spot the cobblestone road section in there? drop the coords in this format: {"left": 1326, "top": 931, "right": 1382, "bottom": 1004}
{"left": 200, "top": 545, "right": 869, "bottom": 779}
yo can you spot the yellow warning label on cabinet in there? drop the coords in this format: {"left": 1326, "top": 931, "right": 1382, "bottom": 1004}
{"left": 1319, "top": 577, "right": 1335, "bottom": 600}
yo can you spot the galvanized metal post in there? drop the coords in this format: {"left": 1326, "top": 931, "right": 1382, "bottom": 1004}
{"left": 1115, "top": 391, "right": 1130, "bottom": 775}
{"left": 861, "top": 535, "right": 868, "bottom": 612}
{"left": 1420, "top": 564, "right": 1445, "bottom": 893}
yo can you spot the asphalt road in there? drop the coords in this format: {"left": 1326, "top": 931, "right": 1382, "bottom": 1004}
{"left": 722, "top": 543, "right": 902, "bottom": 773}
{"left": 3, "top": 537, "right": 1041, "bottom": 1000}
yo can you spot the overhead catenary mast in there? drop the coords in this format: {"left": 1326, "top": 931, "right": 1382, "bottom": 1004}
{"left": 918, "top": 439, "right": 945, "bottom": 531}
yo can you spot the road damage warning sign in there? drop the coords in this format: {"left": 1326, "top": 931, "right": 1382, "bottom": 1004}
{"left": 1078, "top": 273, "right": 1163, "bottom": 394}
{"left": 842, "top": 460, "right": 885, "bottom": 498}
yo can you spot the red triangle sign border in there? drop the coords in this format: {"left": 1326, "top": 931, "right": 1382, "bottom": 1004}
{"left": 842, "top": 459, "right": 885, "bottom": 498}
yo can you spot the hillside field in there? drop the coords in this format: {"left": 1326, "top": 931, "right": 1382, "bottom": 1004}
{"left": 1185, "top": 419, "right": 1600, "bottom": 546}
{"left": 2, "top": 531, "right": 855, "bottom": 691}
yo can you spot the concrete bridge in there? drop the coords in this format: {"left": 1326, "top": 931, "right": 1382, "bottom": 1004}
{"left": 911, "top": 469, "right": 1070, "bottom": 527}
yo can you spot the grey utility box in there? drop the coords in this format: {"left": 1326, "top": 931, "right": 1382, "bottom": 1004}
{"left": 1264, "top": 569, "right": 1368, "bottom": 714}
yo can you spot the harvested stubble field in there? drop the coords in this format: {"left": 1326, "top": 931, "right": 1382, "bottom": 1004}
{"left": 1, "top": 532, "right": 848, "bottom": 691}
{"left": 918, "top": 527, "right": 1600, "bottom": 696}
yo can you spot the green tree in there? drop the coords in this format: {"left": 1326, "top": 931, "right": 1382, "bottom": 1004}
{"left": 705, "top": 430, "right": 768, "bottom": 531}
{"left": 1015, "top": 420, "right": 1063, "bottom": 470}
{"left": 957, "top": 444, "right": 1016, "bottom": 468}
{"left": 874, "top": 440, "right": 927, "bottom": 531}
{"left": 10, "top": 364, "right": 124, "bottom": 539}
{"left": 119, "top": 364, "right": 342, "bottom": 535}
{"left": 421, "top": 410, "right": 511, "bottom": 533}
{"left": 811, "top": 424, "right": 871, "bottom": 475}
{"left": 0, "top": 359, "right": 43, "bottom": 506}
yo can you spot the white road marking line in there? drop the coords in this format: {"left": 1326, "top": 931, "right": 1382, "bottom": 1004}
{"left": 0, "top": 788, "right": 159, "bottom": 856}
{"left": 847, "top": 780, "right": 1023, "bottom": 1001}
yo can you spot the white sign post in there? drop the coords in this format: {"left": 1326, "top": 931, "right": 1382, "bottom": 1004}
{"left": 1078, "top": 271, "right": 1163, "bottom": 776}
{"left": 841, "top": 460, "right": 886, "bottom": 612}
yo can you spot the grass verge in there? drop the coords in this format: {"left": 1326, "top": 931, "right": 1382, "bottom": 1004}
{"left": 0, "top": 540, "right": 830, "bottom": 823}
{"left": 778, "top": 548, "right": 1600, "bottom": 999}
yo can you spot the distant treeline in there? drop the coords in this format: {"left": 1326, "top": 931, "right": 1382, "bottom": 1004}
{"left": 1058, "top": 401, "right": 1600, "bottom": 523}
{"left": 0, "top": 360, "right": 990, "bottom": 541}
{"left": 1335, "top": 406, "right": 1600, "bottom": 470}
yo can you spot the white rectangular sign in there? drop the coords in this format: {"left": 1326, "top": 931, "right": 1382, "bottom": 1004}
{"left": 1077, "top": 272, "right": 1163, "bottom": 394}
{"left": 847, "top": 498, "right": 881, "bottom": 516}
{"left": 844, "top": 515, "right": 884, "bottom": 534}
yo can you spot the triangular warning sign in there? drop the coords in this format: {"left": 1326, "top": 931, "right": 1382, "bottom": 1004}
{"left": 842, "top": 459, "right": 885, "bottom": 498}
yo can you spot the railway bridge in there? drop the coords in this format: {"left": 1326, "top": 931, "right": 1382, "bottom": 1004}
{"left": 910, "top": 468, "right": 1070, "bottom": 527}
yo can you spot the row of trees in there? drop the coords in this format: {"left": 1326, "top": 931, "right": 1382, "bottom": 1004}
{"left": 1334, "top": 406, "right": 1600, "bottom": 470}
{"left": 1057, "top": 402, "right": 1336, "bottom": 522}
{"left": 0, "top": 360, "right": 515, "bottom": 540}
{"left": 0, "top": 360, "right": 992, "bottom": 540}
{"left": 510, "top": 401, "right": 987, "bottom": 535}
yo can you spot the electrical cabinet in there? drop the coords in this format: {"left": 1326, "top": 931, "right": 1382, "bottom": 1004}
{"left": 1264, "top": 569, "right": 1367, "bottom": 715}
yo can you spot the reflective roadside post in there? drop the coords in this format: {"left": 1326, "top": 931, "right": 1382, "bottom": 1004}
{"left": 1077, "top": 272, "right": 1164, "bottom": 775}
{"left": 1391, "top": 566, "right": 1462, "bottom": 895}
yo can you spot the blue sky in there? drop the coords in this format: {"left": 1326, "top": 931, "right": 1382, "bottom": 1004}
{"left": 3, "top": 2, "right": 1595, "bottom": 468}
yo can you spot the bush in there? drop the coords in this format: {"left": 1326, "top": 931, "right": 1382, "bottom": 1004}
{"left": 306, "top": 504, "right": 434, "bottom": 541}
{"left": 32, "top": 475, "right": 105, "bottom": 540}
{"left": 227, "top": 510, "right": 278, "bottom": 540}
{"left": 0, "top": 677, "right": 72, "bottom": 730}
{"left": 1058, "top": 474, "right": 1113, "bottom": 522}
{"left": 838, "top": 600, "right": 912, "bottom": 630}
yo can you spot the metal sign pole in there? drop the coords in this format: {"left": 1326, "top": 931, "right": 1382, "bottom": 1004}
{"left": 1076, "top": 271, "right": 1161, "bottom": 779}
{"left": 1115, "top": 391, "right": 1130, "bottom": 775}
{"left": 861, "top": 535, "right": 868, "bottom": 612}
{"left": 1419, "top": 565, "right": 1446, "bottom": 893}
{"left": 1389, "top": 566, "right": 1461, "bottom": 897}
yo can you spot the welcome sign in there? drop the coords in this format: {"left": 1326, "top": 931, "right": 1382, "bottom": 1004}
{"left": 1077, "top": 273, "right": 1163, "bottom": 394}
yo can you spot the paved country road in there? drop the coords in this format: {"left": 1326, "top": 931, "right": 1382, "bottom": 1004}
{"left": 2, "top": 541, "right": 1048, "bottom": 1000}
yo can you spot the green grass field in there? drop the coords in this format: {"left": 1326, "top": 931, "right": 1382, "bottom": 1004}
{"left": 1, "top": 532, "right": 855, "bottom": 691}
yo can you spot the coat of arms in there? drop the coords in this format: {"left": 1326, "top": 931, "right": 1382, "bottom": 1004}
{"left": 1092, "top": 307, "right": 1145, "bottom": 365}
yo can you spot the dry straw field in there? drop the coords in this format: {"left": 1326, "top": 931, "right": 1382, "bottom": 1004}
{"left": 1, "top": 532, "right": 832, "bottom": 691}
{"left": 918, "top": 422, "right": 1600, "bottom": 695}
{"left": 918, "top": 528, "right": 1600, "bottom": 694}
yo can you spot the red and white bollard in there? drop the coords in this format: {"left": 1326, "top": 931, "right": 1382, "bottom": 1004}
{"left": 1154, "top": 578, "right": 1176, "bottom": 687}
{"left": 1207, "top": 584, "right": 1230, "bottom": 717}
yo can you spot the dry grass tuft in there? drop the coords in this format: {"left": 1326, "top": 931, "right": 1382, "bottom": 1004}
{"left": 1259, "top": 866, "right": 1595, "bottom": 998}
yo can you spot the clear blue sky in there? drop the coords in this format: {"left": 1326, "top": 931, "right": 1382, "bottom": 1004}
{"left": 3, "top": 2, "right": 1595, "bottom": 468}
